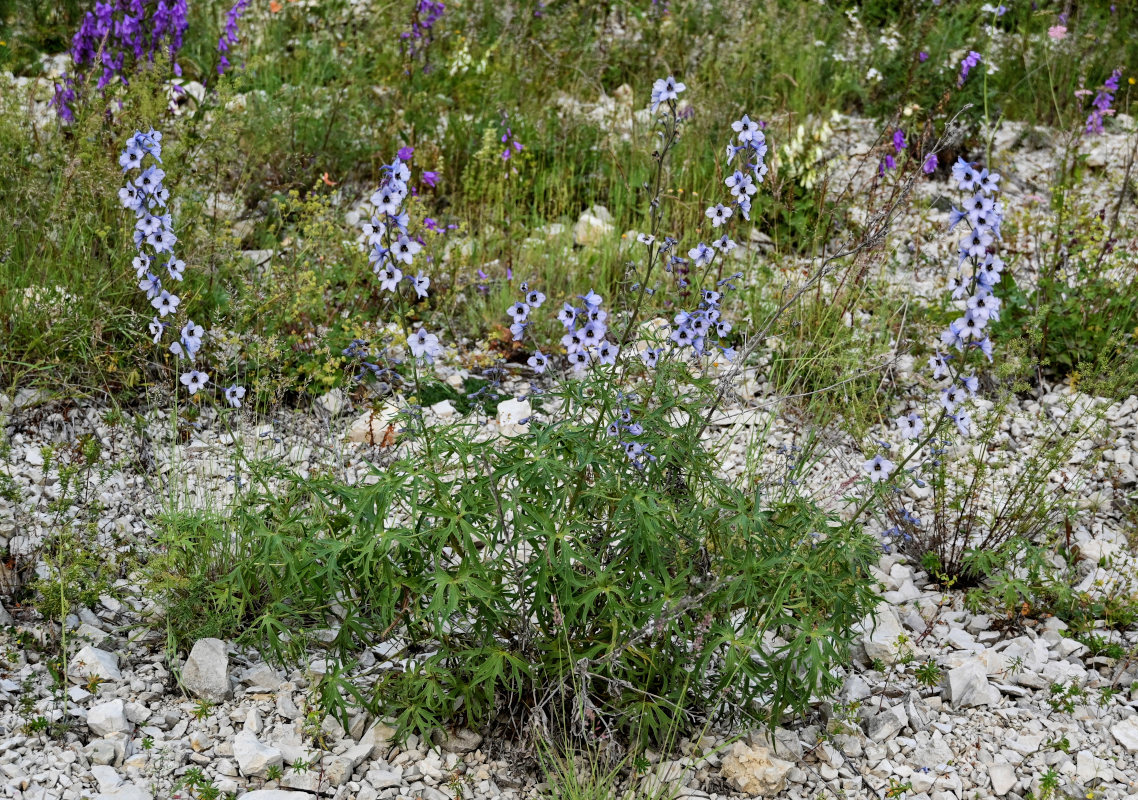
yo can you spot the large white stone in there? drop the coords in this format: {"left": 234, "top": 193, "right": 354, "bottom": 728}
{"left": 946, "top": 659, "right": 1000, "bottom": 708}
{"left": 989, "top": 762, "right": 1016, "bottom": 796}
{"left": 360, "top": 719, "right": 397, "bottom": 758}
{"left": 720, "top": 742, "right": 794, "bottom": 796}
{"left": 346, "top": 406, "right": 400, "bottom": 445}
{"left": 856, "top": 604, "right": 908, "bottom": 665}
{"left": 432, "top": 727, "right": 483, "bottom": 753}
{"left": 234, "top": 731, "right": 284, "bottom": 777}
{"left": 182, "top": 638, "right": 232, "bottom": 701}
{"left": 70, "top": 645, "right": 121, "bottom": 683}
{"left": 95, "top": 785, "right": 152, "bottom": 800}
{"left": 572, "top": 205, "right": 615, "bottom": 247}
{"left": 1075, "top": 749, "right": 1109, "bottom": 784}
{"left": 1110, "top": 716, "right": 1138, "bottom": 753}
{"left": 91, "top": 766, "right": 123, "bottom": 793}
{"left": 496, "top": 398, "right": 531, "bottom": 436}
{"left": 863, "top": 704, "right": 908, "bottom": 742}
{"left": 87, "top": 699, "right": 131, "bottom": 737}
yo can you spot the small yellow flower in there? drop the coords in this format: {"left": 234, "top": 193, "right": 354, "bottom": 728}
{"left": 1130, "top": 77, "right": 1136, "bottom": 85}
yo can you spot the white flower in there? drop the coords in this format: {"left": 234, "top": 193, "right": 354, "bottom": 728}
{"left": 705, "top": 204, "right": 732, "bottom": 228}
{"left": 225, "top": 385, "right": 246, "bottom": 408}
{"left": 180, "top": 370, "right": 209, "bottom": 394}
{"left": 896, "top": 413, "right": 924, "bottom": 440}
{"left": 863, "top": 454, "right": 894, "bottom": 482}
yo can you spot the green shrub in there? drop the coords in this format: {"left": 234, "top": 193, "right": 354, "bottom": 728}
{"left": 150, "top": 361, "right": 879, "bottom": 749}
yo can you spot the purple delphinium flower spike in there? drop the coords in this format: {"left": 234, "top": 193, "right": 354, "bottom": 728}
{"left": 55, "top": 1, "right": 190, "bottom": 119}
{"left": 958, "top": 50, "right": 982, "bottom": 87}
{"left": 218, "top": 0, "right": 251, "bottom": 75}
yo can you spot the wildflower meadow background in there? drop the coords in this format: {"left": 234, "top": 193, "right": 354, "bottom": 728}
{"left": 1, "top": 1, "right": 1138, "bottom": 799}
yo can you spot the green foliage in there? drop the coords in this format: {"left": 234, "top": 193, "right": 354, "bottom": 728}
{"left": 148, "top": 364, "right": 879, "bottom": 749}
{"left": 4, "top": 0, "right": 1136, "bottom": 399}
{"left": 914, "top": 660, "right": 942, "bottom": 688}
{"left": 996, "top": 134, "right": 1138, "bottom": 395}
{"left": 1046, "top": 681, "right": 1084, "bottom": 714}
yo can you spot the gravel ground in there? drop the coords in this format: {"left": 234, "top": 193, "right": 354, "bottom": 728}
{"left": 2, "top": 102, "right": 1138, "bottom": 800}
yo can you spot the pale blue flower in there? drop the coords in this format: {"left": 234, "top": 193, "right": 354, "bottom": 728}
{"left": 711, "top": 235, "right": 736, "bottom": 253}
{"left": 951, "top": 158, "right": 977, "bottom": 191}
{"left": 940, "top": 386, "right": 961, "bottom": 412}
{"left": 966, "top": 292, "right": 1000, "bottom": 322}
{"left": 180, "top": 369, "right": 209, "bottom": 393}
{"left": 725, "top": 170, "right": 756, "bottom": 197}
{"left": 371, "top": 186, "right": 404, "bottom": 216}
{"left": 731, "top": 114, "right": 760, "bottom": 143}
{"left": 119, "top": 144, "right": 144, "bottom": 171}
{"left": 897, "top": 412, "right": 923, "bottom": 439}
{"left": 362, "top": 216, "right": 386, "bottom": 247}
{"left": 132, "top": 254, "right": 151, "bottom": 277}
{"left": 864, "top": 454, "right": 894, "bottom": 482}
{"left": 581, "top": 290, "right": 603, "bottom": 310}
{"left": 146, "top": 226, "right": 176, "bottom": 253}
{"left": 688, "top": 243, "right": 713, "bottom": 267}
{"left": 650, "top": 75, "right": 686, "bottom": 112}
{"left": 139, "top": 272, "right": 162, "bottom": 300}
{"left": 152, "top": 290, "right": 180, "bottom": 316}
{"left": 408, "top": 327, "right": 442, "bottom": 361}
{"left": 119, "top": 182, "right": 144, "bottom": 212}
{"left": 377, "top": 264, "right": 403, "bottom": 292}
{"left": 136, "top": 165, "right": 165, "bottom": 195}
{"left": 225, "top": 385, "right": 246, "bottom": 408}
{"left": 929, "top": 352, "right": 950, "bottom": 380}
{"left": 706, "top": 204, "right": 732, "bottom": 227}
{"left": 596, "top": 341, "right": 619, "bottom": 366}
{"left": 392, "top": 235, "right": 421, "bottom": 265}
{"left": 557, "top": 304, "right": 577, "bottom": 327}
{"left": 527, "top": 351, "right": 548, "bottom": 374}
{"left": 568, "top": 350, "right": 590, "bottom": 371}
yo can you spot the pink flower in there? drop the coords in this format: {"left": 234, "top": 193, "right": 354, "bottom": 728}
{"left": 1048, "top": 25, "right": 1067, "bottom": 40}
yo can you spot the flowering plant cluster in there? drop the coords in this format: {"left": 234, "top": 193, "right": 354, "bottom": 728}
{"left": 402, "top": 1, "right": 446, "bottom": 70}
{"left": 54, "top": 0, "right": 189, "bottom": 121}
{"left": 498, "top": 112, "right": 524, "bottom": 163}
{"left": 143, "top": 70, "right": 882, "bottom": 751}
{"left": 218, "top": 0, "right": 252, "bottom": 76}
{"left": 1085, "top": 69, "right": 1122, "bottom": 135}
{"left": 496, "top": 78, "right": 762, "bottom": 471}
{"left": 118, "top": 129, "right": 244, "bottom": 407}
{"left": 958, "top": 50, "right": 982, "bottom": 87}
{"left": 342, "top": 151, "right": 442, "bottom": 385}
{"left": 863, "top": 156, "right": 1005, "bottom": 552}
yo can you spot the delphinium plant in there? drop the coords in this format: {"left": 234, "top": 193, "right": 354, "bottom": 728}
{"left": 217, "top": 0, "right": 252, "bottom": 76}
{"left": 117, "top": 127, "right": 244, "bottom": 408}
{"left": 859, "top": 152, "right": 1107, "bottom": 598}
{"left": 858, "top": 156, "right": 1005, "bottom": 569}
{"left": 1002, "top": 65, "right": 1138, "bottom": 384}
{"left": 53, "top": 1, "right": 190, "bottom": 121}
{"left": 402, "top": 1, "right": 446, "bottom": 73}
{"left": 203, "top": 75, "right": 878, "bottom": 752}
{"left": 341, "top": 148, "right": 443, "bottom": 418}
